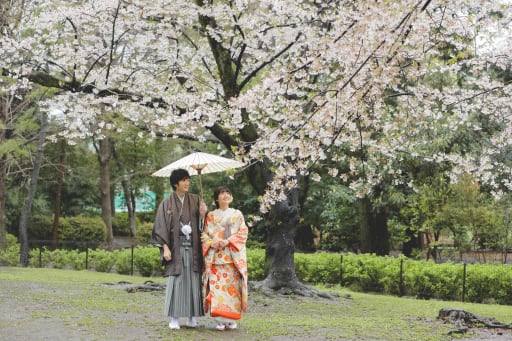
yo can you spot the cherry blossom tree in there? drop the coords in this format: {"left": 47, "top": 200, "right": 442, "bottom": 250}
{"left": 2, "top": 0, "right": 511, "bottom": 292}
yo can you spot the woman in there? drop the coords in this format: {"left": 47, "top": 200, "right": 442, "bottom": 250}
{"left": 201, "top": 186, "right": 248, "bottom": 331}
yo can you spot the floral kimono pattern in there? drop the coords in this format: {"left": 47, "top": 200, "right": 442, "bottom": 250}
{"left": 201, "top": 208, "right": 248, "bottom": 319}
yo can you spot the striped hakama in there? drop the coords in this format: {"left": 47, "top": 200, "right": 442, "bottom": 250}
{"left": 164, "top": 236, "right": 204, "bottom": 317}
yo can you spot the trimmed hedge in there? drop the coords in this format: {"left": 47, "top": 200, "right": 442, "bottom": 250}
{"left": 293, "top": 252, "right": 512, "bottom": 305}
{"left": 27, "top": 215, "right": 106, "bottom": 249}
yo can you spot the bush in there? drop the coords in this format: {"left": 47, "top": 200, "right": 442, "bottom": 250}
{"left": 137, "top": 211, "right": 155, "bottom": 224}
{"left": 465, "top": 263, "right": 512, "bottom": 305}
{"left": 66, "top": 249, "right": 87, "bottom": 270}
{"left": 27, "top": 215, "right": 54, "bottom": 242}
{"left": 135, "top": 222, "right": 153, "bottom": 244}
{"left": 29, "top": 247, "right": 51, "bottom": 268}
{"left": 89, "top": 249, "right": 116, "bottom": 273}
{"left": 26, "top": 215, "right": 106, "bottom": 250}
{"left": 295, "top": 252, "right": 341, "bottom": 284}
{"left": 59, "top": 215, "right": 107, "bottom": 249}
{"left": 246, "top": 248, "right": 265, "bottom": 281}
{"left": 114, "top": 248, "right": 133, "bottom": 275}
{"left": 0, "top": 233, "right": 20, "bottom": 266}
{"left": 112, "top": 213, "right": 141, "bottom": 237}
{"left": 403, "top": 260, "right": 462, "bottom": 300}
{"left": 49, "top": 249, "right": 70, "bottom": 269}
{"left": 133, "top": 246, "right": 163, "bottom": 277}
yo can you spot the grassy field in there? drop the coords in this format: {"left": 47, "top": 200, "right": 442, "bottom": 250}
{"left": 0, "top": 267, "right": 510, "bottom": 341}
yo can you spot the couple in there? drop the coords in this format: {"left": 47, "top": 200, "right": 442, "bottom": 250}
{"left": 151, "top": 168, "right": 249, "bottom": 331}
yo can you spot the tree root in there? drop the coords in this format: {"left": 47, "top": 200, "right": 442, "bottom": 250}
{"left": 102, "top": 280, "right": 165, "bottom": 292}
{"left": 249, "top": 279, "right": 344, "bottom": 300}
{"left": 438, "top": 308, "right": 512, "bottom": 335}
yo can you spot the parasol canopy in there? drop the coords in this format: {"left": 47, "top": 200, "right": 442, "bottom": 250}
{"left": 151, "top": 151, "right": 245, "bottom": 198}
{"left": 152, "top": 151, "right": 244, "bottom": 177}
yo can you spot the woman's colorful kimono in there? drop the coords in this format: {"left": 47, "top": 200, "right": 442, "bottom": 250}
{"left": 201, "top": 208, "right": 248, "bottom": 320}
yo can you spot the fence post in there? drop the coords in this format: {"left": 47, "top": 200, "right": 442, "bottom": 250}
{"left": 462, "top": 263, "right": 467, "bottom": 302}
{"left": 39, "top": 244, "right": 42, "bottom": 268}
{"left": 399, "top": 259, "right": 404, "bottom": 297}
{"left": 339, "top": 254, "right": 343, "bottom": 285}
{"left": 85, "top": 247, "right": 89, "bottom": 270}
{"left": 131, "top": 245, "right": 134, "bottom": 276}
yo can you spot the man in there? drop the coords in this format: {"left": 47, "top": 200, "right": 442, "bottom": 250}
{"left": 152, "top": 168, "right": 207, "bottom": 330}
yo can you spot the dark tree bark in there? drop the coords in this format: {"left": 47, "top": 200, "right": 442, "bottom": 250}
{"left": 0, "top": 154, "right": 6, "bottom": 252}
{"left": 96, "top": 137, "right": 114, "bottom": 248}
{"left": 51, "top": 139, "right": 66, "bottom": 249}
{"left": 19, "top": 112, "right": 47, "bottom": 266}
{"left": 358, "top": 196, "right": 390, "bottom": 255}
{"left": 112, "top": 146, "right": 137, "bottom": 237}
{"left": 359, "top": 196, "right": 372, "bottom": 253}
{"left": 402, "top": 228, "right": 422, "bottom": 257}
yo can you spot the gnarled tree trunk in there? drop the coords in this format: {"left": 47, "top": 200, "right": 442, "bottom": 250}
{"left": 97, "top": 137, "right": 114, "bottom": 248}
{"left": 19, "top": 112, "right": 47, "bottom": 266}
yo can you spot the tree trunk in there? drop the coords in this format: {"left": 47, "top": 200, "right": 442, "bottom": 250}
{"left": 51, "top": 139, "right": 66, "bottom": 249}
{"left": 261, "top": 198, "right": 300, "bottom": 289}
{"left": 402, "top": 227, "right": 422, "bottom": 257}
{"left": 98, "top": 137, "right": 114, "bottom": 248}
{"left": 120, "top": 181, "right": 136, "bottom": 237}
{"left": 0, "top": 155, "right": 6, "bottom": 252}
{"left": 358, "top": 196, "right": 390, "bottom": 255}
{"left": 252, "top": 187, "right": 333, "bottom": 297}
{"left": 372, "top": 208, "right": 389, "bottom": 256}
{"left": 359, "top": 196, "right": 372, "bottom": 253}
{"left": 19, "top": 112, "right": 47, "bottom": 266}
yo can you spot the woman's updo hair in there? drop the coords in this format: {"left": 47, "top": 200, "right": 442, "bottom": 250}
{"left": 213, "top": 186, "right": 231, "bottom": 209}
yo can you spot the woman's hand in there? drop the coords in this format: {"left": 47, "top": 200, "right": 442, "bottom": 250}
{"left": 212, "top": 239, "right": 229, "bottom": 251}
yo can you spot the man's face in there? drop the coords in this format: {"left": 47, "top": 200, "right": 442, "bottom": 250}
{"left": 175, "top": 177, "right": 190, "bottom": 194}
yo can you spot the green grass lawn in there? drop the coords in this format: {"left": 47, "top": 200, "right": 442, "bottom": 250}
{"left": 0, "top": 267, "right": 510, "bottom": 340}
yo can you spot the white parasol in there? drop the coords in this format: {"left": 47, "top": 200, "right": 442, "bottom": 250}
{"left": 152, "top": 150, "right": 244, "bottom": 198}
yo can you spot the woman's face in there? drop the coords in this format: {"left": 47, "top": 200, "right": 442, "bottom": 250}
{"left": 217, "top": 190, "right": 232, "bottom": 207}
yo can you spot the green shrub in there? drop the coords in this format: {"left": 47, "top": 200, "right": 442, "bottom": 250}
{"left": 403, "top": 260, "right": 462, "bottom": 300}
{"left": 66, "top": 250, "right": 87, "bottom": 270}
{"left": 247, "top": 248, "right": 265, "bottom": 281}
{"left": 135, "top": 222, "right": 153, "bottom": 244}
{"left": 29, "top": 247, "right": 52, "bottom": 267}
{"left": 465, "top": 264, "right": 512, "bottom": 305}
{"left": 295, "top": 252, "right": 341, "bottom": 284}
{"left": 0, "top": 233, "right": 20, "bottom": 266}
{"left": 59, "top": 215, "right": 107, "bottom": 249}
{"left": 27, "top": 215, "right": 54, "bottom": 241}
{"left": 112, "top": 213, "right": 141, "bottom": 237}
{"left": 49, "top": 249, "right": 70, "bottom": 269}
{"left": 26, "top": 215, "right": 106, "bottom": 250}
{"left": 133, "top": 245, "right": 163, "bottom": 277}
{"left": 114, "top": 248, "right": 133, "bottom": 275}
{"left": 137, "top": 211, "right": 155, "bottom": 223}
{"left": 89, "top": 249, "right": 116, "bottom": 273}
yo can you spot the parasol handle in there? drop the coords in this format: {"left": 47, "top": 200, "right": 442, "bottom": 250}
{"left": 191, "top": 164, "right": 206, "bottom": 200}
{"left": 198, "top": 169, "right": 204, "bottom": 200}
